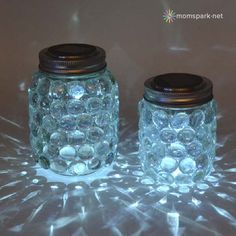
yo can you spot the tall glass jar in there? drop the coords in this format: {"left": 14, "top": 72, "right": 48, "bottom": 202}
{"left": 28, "top": 44, "right": 119, "bottom": 176}
{"left": 139, "top": 73, "right": 217, "bottom": 186}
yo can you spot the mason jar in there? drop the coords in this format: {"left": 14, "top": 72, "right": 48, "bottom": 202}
{"left": 138, "top": 73, "right": 217, "bottom": 185}
{"left": 28, "top": 44, "right": 119, "bottom": 176}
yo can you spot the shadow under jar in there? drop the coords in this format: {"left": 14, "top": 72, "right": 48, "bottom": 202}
{"left": 139, "top": 73, "right": 217, "bottom": 186}
{"left": 28, "top": 44, "right": 119, "bottom": 176}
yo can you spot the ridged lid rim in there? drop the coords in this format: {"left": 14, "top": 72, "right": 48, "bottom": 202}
{"left": 39, "top": 43, "right": 106, "bottom": 75}
{"left": 144, "top": 73, "right": 213, "bottom": 108}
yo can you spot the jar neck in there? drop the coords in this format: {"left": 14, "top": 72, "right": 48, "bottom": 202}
{"left": 38, "top": 68, "right": 107, "bottom": 80}
{"left": 143, "top": 98, "right": 214, "bottom": 110}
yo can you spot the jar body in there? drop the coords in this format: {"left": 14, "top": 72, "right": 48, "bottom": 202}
{"left": 28, "top": 69, "right": 119, "bottom": 176}
{"left": 138, "top": 99, "right": 217, "bottom": 185}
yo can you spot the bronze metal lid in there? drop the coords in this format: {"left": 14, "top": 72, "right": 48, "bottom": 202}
{"left": 39, "top": 43, "right": 106, "bottom": 75}
{"left": 144, "top": 73, "right": 213, "bottom": 107}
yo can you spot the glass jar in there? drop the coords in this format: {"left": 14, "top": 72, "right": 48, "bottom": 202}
{"left": 138, "top": 73, "right": 217, "bottom": 185}
{"left": 28, "top": 44, "right": 119, "bottom": 176}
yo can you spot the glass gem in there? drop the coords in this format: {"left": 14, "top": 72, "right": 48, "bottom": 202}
{"left": 195, "top": 154, "right": 209, "bottom": 169}
{"left": 86, "top": 97, "right": 103, "bottom": 113}
{"left": 78, "top": 144, "right": 94, "bottom": 160}
{"left": 67, "top": 81, "right": 85, "bottom": 99}
{"left": 37, "top": 78, "right": 50, "bottom": 96}
{"left": 77, "top": 113, "right": 93, "bottom": 129}
{"left": 69, "top": 161, "right": 86, "bottom": 175}
{"left": 95, "top": 141, "right": 110, "bottom": 156}
{"left": 160, "top": 157, "right": 178, "bottom": 172}
{"left": 59, "top": 145, "right": 76, "bottom": 160}
{"left": 37, "top": 128, "right": 50, "bottom": 142}
{"left": 190, "top": 110, "right": 205, "bottom": 128}
{"left": 143, "top": 125, "right": 159, "bottom": 141}
{"left": 43, "top": 144, "right": 59, "bottom": 158}
{"left": 160, "top": 128, "right": 177, "bottom": 143}
{"left": 50, "top": 159, "right": 68, "bottom": 173}
{"left": 67, "top": 130, "right": 85, "bottom": 146}
{"left": 179, "top": 158, "right": 196, "bottom": 174}
{"left": 50, "top": 101, "right": 67, "bottom": 119}
{"left": 59, "top": 115, "right": 77, "bottom": 131}
{"left": 88, "top": 158, "right": 101, "bottom": 170}
{"left": 187, "top": 141, "right": 203, "bottom": 157}
{"left": 103, "top": 95, "right": 113, "bottom": 110}
{"left": 38, "top": 156, "right": 50, "bottom": 169}
{"left": 42, "top": 115, "right": 57, "bottom": 133}
{"left": 196, "top": 126, "right": 207, "bottom": 140}
{"left": 67, "top": 99, "right": 85, "bottom": 115}
{"left": 99, "top": 78, "right": 112, "bottom": 93}
{"left": 85, "top": 79, "right": 101, "bottom": 95}
{"left": 50, "top": 132, "right": 67, "bottom": 146}
{"left": 39, "top": 97, "right": 50, "bottom": 109}
{"left": 49, "top": 81, "right": 67, "bottom": 99}
{"left": 177, "top": 128, "right": 195, "bottom": 144}
{"left": 87, "top": 127, "right": 104, "bottom": 142}
{"left": 145, "top": 152, "right": 160, "bottom": 166}
{"left": 170, "top": 112, "right": 189, "bottom": 129}
{"left": 152, "top": 144, "right": 165, "bottom": 158}
{"left": 95, "top": 111, "right": 111, "bottom": 127}
{"left": 168, "top": 143, "right": 186, "bottom": 158}
{"left": 152, "top": 110, "right": 168, "bottom": 128}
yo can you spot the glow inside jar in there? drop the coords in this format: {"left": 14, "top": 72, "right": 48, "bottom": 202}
{"left": 138, "top": 73, "right": 217, "bottom": 185}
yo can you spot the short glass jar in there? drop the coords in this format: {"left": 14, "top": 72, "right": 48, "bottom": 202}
{"left": 28, "top": 44, "right": 119, "bottom": 176}
{"left": 139, "top": 73, "right": 217, "bottom": 185}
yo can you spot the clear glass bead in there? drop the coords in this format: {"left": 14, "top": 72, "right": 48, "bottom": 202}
{"left": 95, "top": 141, "right": 110, "bottom": 156}
{"left": 50, "top": 100, "right": 67, "bottom": 118}
{"left": 160, "top": 157, "right": 178, "bottom": 172}
{"left": 59, "top": 145, "right": 76, "bottom": 160}
{"left": 50, "top": 159, "right": 68, "bottom": 173}
{"left": 85, "top": 79, "right": 101, "bottom": 95}
{"left": 67, "top": 130, "right": 85, "bottom": 146}
{"left": 77, "top": 113, "right": 93, "bottom": 129}
{"left": 49, "top": 80, "right": 67, "bottom": 99}
{"left": 67, "top": 99, "right": 85, "bottom": 114}
{"left": 86, "top": 97, "right": 103, "bottom": 113}
{"left": 69, "top": 161, "right": 86, "bottom": 175}
{"left": 95, "top": 111, "right": 111, "bottom": 127}
{"left": 59, "top": 115, "right": 77, "bottom": 131}
{"left": 77, "top": 144, "right": 94, "bottom": 160}
{"left": 28, "top": 69, "right": 119, "bottom": 176}
{"left": 139, "top": 99, "right": 217, "bottom": 185}
{"left": 67, "top": 81, "right": 85, "bottom": 99}
{"left": 87, "top": 127, "right": 104, "bottom": 143}
{"left": 50, "top": 132, "right": 67, "bottom": 146}
{"left": 88, "top": 158, "right": 101, "bottom": 170}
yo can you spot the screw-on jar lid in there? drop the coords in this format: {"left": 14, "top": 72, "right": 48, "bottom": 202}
{"left": 144, "top": 73, "right": 213, "bottom": 107}
{"left": 39, "top": 43, "right": 106, "bottom": 75}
